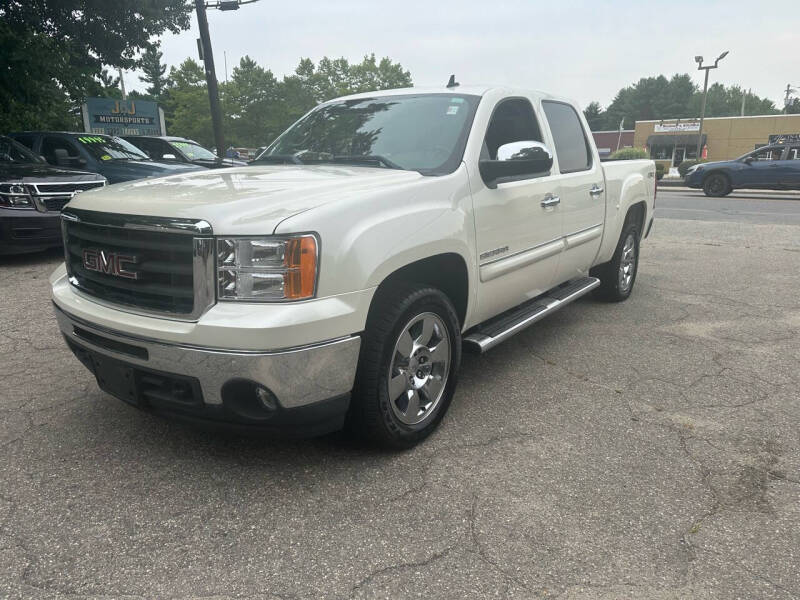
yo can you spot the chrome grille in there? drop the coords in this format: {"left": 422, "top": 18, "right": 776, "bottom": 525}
{"left": 30, "top": 181, "right": 106, "bottom": 213}
{"left": 61, "top": 210, "right": 214, "bottom": 320}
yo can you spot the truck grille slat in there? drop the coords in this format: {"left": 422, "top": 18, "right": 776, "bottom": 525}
{"left": 64, "top": 219, "right": 197, "bottom": 315}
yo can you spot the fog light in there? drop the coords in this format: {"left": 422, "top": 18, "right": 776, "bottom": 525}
{"left": 255, "top": 385, "right": 278, "bottom": 411}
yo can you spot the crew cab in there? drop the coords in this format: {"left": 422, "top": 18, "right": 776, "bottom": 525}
{"left": 50, "top": 85, "right": 655, "bottom": 447}
{"left": 0, "top": 135, "right": 105, "bottom": 254}
{"left": 9, "top": 132, "right": 205, "bottom": 184}
{"left": 685, "top": 143, "right": 800, "bottom": 196}
{"left": 122, "top": 135, "right": 248, "bottom": 169}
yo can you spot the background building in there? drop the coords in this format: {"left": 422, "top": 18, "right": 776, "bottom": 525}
{"left": 591, "top": 130, "right": 635, "bottom": 159}
{"left": 634, "top": 114, "right": 800, "bottom": 170}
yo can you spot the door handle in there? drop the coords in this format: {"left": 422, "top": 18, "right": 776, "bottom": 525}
{"left": 590, "top": 184, "right": 604, "bottom": 196}
{"left": 540, "top": 195, "right": 560, "bottom": 208}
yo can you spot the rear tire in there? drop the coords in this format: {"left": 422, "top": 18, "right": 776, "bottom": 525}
{"left": 591, "top": 220, "right": 639, "bottom": 302}
{"left": 703, "top": 172, "right": 731, "bottom": 197}
{"left": 347, "top": 283, "right": 461, "bottom": 449}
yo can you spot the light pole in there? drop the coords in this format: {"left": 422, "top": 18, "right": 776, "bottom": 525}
{"left": 195, "top": 0, "right": 260, "bottom": 156}
{"left": 694, "top": 51, "right": 729, "bottom": 160}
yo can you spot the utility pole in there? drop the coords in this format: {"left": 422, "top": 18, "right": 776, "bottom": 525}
{"left": 195, "top": 0, "right": 225, "bottom": 155}
{"left": 118, "top": 67, "right": 127, "bottom": 100}
{"left": 694, "top": 50, "right": 729, "bottom": 160}
{"left": 785, "top": 84, "right": 798, "bottom": 114}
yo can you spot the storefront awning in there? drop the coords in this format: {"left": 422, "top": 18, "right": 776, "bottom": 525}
{"left": 646, "top": 133, "right": 706, "bottom": 147}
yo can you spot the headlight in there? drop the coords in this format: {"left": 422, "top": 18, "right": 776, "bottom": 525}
{"left": 217, "top": 235, "right": 318, "bottom": 301}
{"left": 0, "top": 183, "right": 34, "bottom": 208}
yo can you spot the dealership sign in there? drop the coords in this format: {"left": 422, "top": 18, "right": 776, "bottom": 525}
{"left": 81, "top": 97, "right": 166, "bottom": 136}
{"left": 654, "top": 121, "right": 701, "bottom": 133}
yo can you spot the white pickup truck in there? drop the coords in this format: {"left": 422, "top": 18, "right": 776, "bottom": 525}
{"left": 51, "top": 85, "right": 655, "bottom": 447}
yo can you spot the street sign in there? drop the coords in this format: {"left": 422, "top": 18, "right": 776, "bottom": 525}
{"left": 81, "top": 97, "right": 166, "bottom": 136}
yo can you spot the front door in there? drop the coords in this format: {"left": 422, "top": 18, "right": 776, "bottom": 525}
{"left": 469, "top": 97, "right": 564, "bottom": 324}
{"left": 541, "top": 100, "right": 605, "bottom": 283}
{"left": 740, "top": 146, "right": 787, "bottom": 186}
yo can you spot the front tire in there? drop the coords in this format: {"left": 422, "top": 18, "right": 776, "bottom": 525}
{"left": 703, "top": 172, "right": 731, "bottom": 197}
{"left": 348, "top": 284, "right": 461, "bottom": 448}
{"left": 591, "top": 221, "right": 640, "bottom": 302}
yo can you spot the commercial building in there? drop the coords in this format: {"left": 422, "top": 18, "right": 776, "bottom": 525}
{"left": 633, "top": 114, "right": 800, "bottom": 169}
{"left": 591, "top": 130, "right": 635, "bottom": 159}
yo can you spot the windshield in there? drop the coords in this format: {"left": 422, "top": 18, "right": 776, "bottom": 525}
{"left": 0, "top": 136, "right": 44, "bottom": 164}
{"left": 169, "top": 140, "right": 217, "bottom": 161}
{"left": 76, "top": 135, "right": 149, "bottom": 161}
{"left": 258, "top": 93, "right": 480, "bottom": 175}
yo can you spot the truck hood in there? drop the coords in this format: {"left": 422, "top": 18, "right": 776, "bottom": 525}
{"left": 100, "top": 159, "right": 205, "bottom": 184}
{"left": 0, "top": 162, "right": 105, "bottom": 184}
{"left": 66, "top": 164, "right": 424, "bottom": 233}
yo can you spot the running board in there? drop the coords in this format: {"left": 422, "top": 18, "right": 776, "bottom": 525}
{"left": 463, "top": 276, "right": 600, "bottom": 353}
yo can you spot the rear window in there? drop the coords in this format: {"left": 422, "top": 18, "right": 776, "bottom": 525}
{"left": 542, "top": 101, "right": 592, "bottom": 173}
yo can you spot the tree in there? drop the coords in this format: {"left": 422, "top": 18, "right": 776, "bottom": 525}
{"left": 583, "top": 102, "right": 605, "bottom": 131}
{"left": 140, "top": 46, "right": 170, "bottom": 101}
{"left": 0, "top": 2, "right": 191, "bottom": 132}
{"left": 786, "top": 98, "right": 800, "bottom": 114}
{"left": 223, "top": 56, "right": 282, "bottom": 147}
{"left": 162, "top": 59, "right": 213, "bottom": 147}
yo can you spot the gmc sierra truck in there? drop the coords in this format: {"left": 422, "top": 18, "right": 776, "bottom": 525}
{"left": 51, "top": 85, "right": 655, "bottom": 447}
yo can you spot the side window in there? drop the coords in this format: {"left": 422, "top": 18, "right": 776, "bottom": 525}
{"left": 787, "top": 147, "right": 799, "bottom": 160}
{"left": 13, "top": 135, "right": 35, "bottom": 150}
{"left": 132, "top": 138, "right": 157, "bottom": 159}
{"left": 484, "top": 98, "right": 542, "bottom": 160}
{"left": 542, "top": 101, "right": 592, "bottom": 173}
{"left": 751, "top": 147, "right": 784, "bottom": 161}
{"left": 41, "top": 136, "right": 81, "bottom": 167}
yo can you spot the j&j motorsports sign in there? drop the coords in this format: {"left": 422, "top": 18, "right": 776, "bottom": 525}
{"left": 81, "top": 97, "right": 166, "bottom": 136}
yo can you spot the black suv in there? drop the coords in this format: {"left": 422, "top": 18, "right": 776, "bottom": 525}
{"left": 9, "top": 132, "right": 205, "bottom": 184}
{"left": 0, "top": 136, "right": 105, "bottom": 254}
{"left": 122, "top": 135, "right": 247, "bottom": 169}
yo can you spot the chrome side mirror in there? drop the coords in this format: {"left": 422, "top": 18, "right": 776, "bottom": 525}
{"left": 480, "top": 140, "right": 554, "bottom": 187}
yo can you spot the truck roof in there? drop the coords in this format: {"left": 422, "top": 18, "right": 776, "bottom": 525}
{"left": 328, "top": 85, "right": 577, "bottom": 107}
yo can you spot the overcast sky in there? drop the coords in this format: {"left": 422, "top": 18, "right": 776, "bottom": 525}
{"left": 123, "top": 0, "right": 799, "bottom": 112}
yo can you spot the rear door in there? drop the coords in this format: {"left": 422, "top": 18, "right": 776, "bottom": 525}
{"left": 541, "top": 100, "right": 605, "bottom": 283}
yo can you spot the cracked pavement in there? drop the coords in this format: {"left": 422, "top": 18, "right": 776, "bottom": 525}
{"left": 1, "top": 215, "right": 799, "bottom": 599}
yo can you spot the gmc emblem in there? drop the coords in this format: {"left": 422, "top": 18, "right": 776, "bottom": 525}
{"left": 82, "top": 248, "right": 140, "bottom": 280}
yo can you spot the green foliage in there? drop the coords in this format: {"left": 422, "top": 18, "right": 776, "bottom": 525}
{"left": 678, "top": 159, "right": 707, "bottom": 178}
{"left": 586, "top": 75, "right": 780, "bottom": 131}
{"left": 139, "top": 47, "right": 170, "bottom": 101}
{"left": 583, "top": 102, "right": 604, "bottom": 131}
{"left": 786, "top": 98, "right": 800, "bottom": 114}
{"left": 655, "top": 163, "right": 665, "bottom": 180}
{"left": 609, "top": 147, "right": 648, "bottom": 160}
{"left": 0, "top": 1, "right": 191, "bottom": 133}
{"left": 161, "top": 54, "right": 413, "bottom": 149}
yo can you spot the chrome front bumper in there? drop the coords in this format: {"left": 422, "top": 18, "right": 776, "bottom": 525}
{"left": 54, "top": 304, "right": 361, "bottom": 410}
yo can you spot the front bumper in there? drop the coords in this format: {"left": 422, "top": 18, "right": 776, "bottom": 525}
{"left": 0, "top": 208, "right": 61, "bottom": 254}
{"left": 684, "top": 170, "right": 703, "bottom": 188}
{"left": 55, "top": 304, "right": 361, "bottom": 435}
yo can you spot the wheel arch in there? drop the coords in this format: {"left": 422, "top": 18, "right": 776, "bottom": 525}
{"left": 369, "top": 252, "right": 471, "bottom": 328}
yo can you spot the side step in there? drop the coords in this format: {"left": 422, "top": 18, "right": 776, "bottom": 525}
{"left": 463, "top": 276, "right": 600, "bottom": 353}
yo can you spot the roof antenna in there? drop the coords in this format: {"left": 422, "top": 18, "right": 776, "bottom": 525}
{"left": 446, "top": 74, "right": 459, "bottom": 88}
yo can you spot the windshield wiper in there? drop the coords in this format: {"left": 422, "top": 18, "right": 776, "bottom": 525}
{"left": 330, "top": 155, "right": 403, "bottom": 170}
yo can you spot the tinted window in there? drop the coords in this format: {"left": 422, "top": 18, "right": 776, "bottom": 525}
{"left": 542, "top": 101, "right": 591, "bottom": 173}
{"left": 0, "top": 136, "right": 43, "bottom": 163}
{"left": 12, "top": 135, "right": 35, "bottom": 150}
{"left": 260, "top": 94, "right": 480, "bottom": 175}
{"left": 41, "top": 136, "right": 81, "bottom": 166}
{"left": 484, "top": 98, "right": 542, "bottom": 160}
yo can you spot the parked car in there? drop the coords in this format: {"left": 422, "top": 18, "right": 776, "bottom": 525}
{"left": 0, "top": 135, "right": 105, "bottom": 255}
{"left": 685, "top": 143, "right": 800, "bottom": 196}
{"left": 122, "top": 135, "right": 247, "bottom": 169}
{"left": 9, "top": 132, "right": 205, "bottom": 184}
{"left": 51, "top": 85, "right": 655, "bottom": 447}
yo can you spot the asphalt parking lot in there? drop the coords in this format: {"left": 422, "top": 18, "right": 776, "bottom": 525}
{"left": 1, "top": 204, "right": 799, "bottom": 598}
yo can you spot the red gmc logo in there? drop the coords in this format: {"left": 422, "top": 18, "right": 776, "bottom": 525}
{"left": 82, "top": 248, "right": 140, "bottom": 280}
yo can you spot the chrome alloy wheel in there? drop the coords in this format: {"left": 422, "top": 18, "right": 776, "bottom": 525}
{"left": 387, "top": 312, "right": 451, "bottom": 426}
{"left": 618, "top": 232, "right": 636, "bottom": 293}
